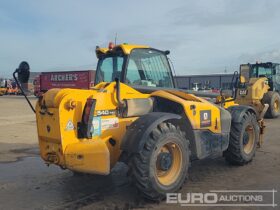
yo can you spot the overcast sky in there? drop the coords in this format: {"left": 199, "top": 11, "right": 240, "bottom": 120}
{"left": 1, "top": 0, "right": 280, "bottom": 77}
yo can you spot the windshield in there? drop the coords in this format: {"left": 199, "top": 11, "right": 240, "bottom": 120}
{"left": 125, "top": 49, "right": 173, "bottom": 88}
{"left": 95, "top": 48, "right": 174, "bottom": 88}
{"left": 95, "top": 55, "right": 124, "bottom": 83}
{"left": 251, "top": 65, "right": 273, "bottom": 79}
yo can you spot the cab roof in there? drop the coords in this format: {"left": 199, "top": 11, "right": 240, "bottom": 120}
{"left": 241, "top": 62, "right": 280, "bottom": 66}
{"left": 95, "top": 43, "right": 149, "bottom": 58}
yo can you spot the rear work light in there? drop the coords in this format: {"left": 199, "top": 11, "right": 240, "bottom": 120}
{"left": 78, "top": 97, "right": 96, "bottom": 138}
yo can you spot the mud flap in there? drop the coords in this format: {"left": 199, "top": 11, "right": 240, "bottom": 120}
{"left": 193, "top": 130, "right": 230, "bottom": 159}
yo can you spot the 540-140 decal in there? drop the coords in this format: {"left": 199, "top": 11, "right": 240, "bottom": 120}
{"left": 95, "top": 109, "right": 116, "bottom": 116}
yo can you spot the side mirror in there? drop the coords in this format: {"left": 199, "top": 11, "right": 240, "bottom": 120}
{"left": 165, "top": 50, "right": 170, "bottom": 55}
{"left": 239, "top": 75, "right": 246, "bottom": 84}
{"left": 15, "top": 61, "right": 30, "bottom": 83}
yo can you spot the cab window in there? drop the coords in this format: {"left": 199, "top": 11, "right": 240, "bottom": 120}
{"left": 125, "top": 49, "right": 173, "bottom": 88}
{"left": 96, "top": 56, "right": 124, "bottom": 83}
{"left": 276, "top": 65, "right": 280, "bottom": 83}
{"left": 252, "top": 66, "right": 272, "bottom": 78}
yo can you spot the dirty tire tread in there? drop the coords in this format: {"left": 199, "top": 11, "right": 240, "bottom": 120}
{"left": 129, "top": 122, "right": 190, "bottom": 201}
{"left": 262, "top": 91, "right": 280, "bottom": 118}
{"left": 224, "top": 112, "right": 258, "bottom": 165}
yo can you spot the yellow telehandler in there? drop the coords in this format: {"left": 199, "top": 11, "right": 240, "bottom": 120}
{"left": 13, "top": 43, "right": 267, "bottom": 200}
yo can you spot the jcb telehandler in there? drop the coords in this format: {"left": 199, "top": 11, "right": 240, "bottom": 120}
{"left": 14, "top": 43, "right": 267, "bottom": 201}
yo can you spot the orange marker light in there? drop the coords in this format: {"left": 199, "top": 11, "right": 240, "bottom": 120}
{"left": 108, "top": 42, "right": 114, "bottom": 50}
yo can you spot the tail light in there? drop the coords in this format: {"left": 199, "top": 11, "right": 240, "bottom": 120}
{"left": 83, "top": 98, "right": 95, "bottom": 124}
{"left": 78, "top": 97, "right": 96, "bottom": 138}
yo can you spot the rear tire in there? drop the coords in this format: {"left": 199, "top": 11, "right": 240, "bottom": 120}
{"left": 129, "top": 122, "right": 190, "bottom": 201}
{"left": 224, "top": 112, "right": 259, "bottom": 165}
{"left": 263, "top": 91, "right": 280, "bottom": 118}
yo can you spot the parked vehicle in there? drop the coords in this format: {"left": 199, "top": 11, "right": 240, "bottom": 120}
{"left": 0, "top": 79, "right": 7, "bottom": 96}
{"left": 33, "top": 76, "right": 40, "bottom": 97}
{"left": 240, "top": 62, "right": 280, "bottom": 118}
{"left": 14, "top": 43, "right": 267, "bottom": 201}
{"left": 33, "top": 70, "right": 95, "bottom": 96}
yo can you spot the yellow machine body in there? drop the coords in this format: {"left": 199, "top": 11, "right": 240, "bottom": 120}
{"left": 36, "top": 82, "right": 223, "bottom": 175}
{"left": 35, "top": 43, "right": 264, "bottom": 176}
{"left": 235, "top": 77, "right": 269, "bottom": 116}
{"left": 216, "top": 77, "right": 269, "bottom": 118}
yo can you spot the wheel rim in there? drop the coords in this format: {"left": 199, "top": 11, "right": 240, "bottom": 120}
{"left": 243, "top": 125, "right": 255, "bottom": 154}
{"left": 274, "top": 99, "right": 279, "bottom": 113}
{"left": 155, "top": 141, "right": 183, "bottom": 186}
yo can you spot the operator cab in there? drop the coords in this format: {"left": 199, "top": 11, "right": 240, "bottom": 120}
{"left": 95, "top": 43, "right": 175, "bottom": 90}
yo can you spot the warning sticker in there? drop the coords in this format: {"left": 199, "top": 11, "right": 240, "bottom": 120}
{"left": 91, "top": 117, "right": 101, "bottom": 136}
{"left": 65, "top": 120, "right": 75, "bottom": 131}
{"left": 101, "top": 118, "right": 119, "bottom": 130}
{"left": 200, "top": 110, "right": 211, "bottom": 127}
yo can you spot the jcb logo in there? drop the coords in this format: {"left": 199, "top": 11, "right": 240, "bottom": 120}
{"left": 203, "top": 112, "right": 209, "bottom": 120}
{"left": 200, "top": 110, "right": 211, "bottom": 127}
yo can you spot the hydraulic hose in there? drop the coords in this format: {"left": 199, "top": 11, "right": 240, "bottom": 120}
{"left": 13, "top": 71, "right": 36, "bottom": 113}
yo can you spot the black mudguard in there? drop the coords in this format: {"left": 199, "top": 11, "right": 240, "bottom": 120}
{"left": 120, "top": 112, "right": 181, "bottom": 153}
{"left": 227, "top": 105, "right": 257, "bottom": 123}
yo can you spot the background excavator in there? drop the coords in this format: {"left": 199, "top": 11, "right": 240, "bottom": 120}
{"left": 13, "top": 43, "right": 268, "bottom": 201}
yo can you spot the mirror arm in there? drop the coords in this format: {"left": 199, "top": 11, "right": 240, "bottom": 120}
{"left": 115, "top": 78, "right": 125, "bottom": 108}
{"left": 13, "top": 70, "right": 36, "bottom": 113}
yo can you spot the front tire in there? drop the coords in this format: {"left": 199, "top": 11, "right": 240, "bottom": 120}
{"left": 263, "top": 91, "right": 280, "bottom": 118}
{"left": 129, "top": 122, "right": 190, "bottom": 201}
{"left": 224, "top": 111, "right": 259, "bottom": 165}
